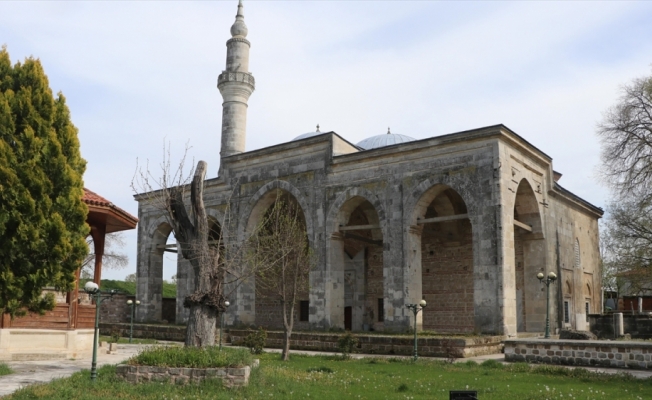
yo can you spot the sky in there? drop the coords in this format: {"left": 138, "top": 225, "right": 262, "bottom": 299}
{"left": 1, "top": 1, "right": 651, "bottom": 282}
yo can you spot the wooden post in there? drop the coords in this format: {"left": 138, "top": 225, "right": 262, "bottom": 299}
{"left": 1, "top": 313, "right": 10, "bottom": 329}
{"left": 91, "top": 225, "right": 106, "bottom": 285}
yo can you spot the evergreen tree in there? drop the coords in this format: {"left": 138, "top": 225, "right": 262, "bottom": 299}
{"left": 0, "top": 46, "right": 88, "bottom": 317}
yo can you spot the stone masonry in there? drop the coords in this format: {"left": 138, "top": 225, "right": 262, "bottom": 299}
{"left": 134, "top": 1, "right": 603, "bottom": 337}
{"left": 505, "top": 339, "right": 652, "bottom": 370}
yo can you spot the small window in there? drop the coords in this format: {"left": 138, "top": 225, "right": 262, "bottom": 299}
{"left": 585, "top": 302, "right": 590, "bottom": 322}
{"left": 378, "top": 298, "right": 384, "bottom": 322}
{"left": 299, "top": 301, "right": 309, "bottom": 322}
{"left": 564, "top": 301, "right": 570, "bottom": 324}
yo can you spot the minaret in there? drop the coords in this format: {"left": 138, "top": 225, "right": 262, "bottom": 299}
{"left": 218, "top": 0, "right": 255, "bottom": 158}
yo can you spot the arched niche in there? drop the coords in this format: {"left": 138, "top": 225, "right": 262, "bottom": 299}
{"left": 408, "top": 184, "right": 474, "bottom": 333}
{"left": 239, "top": 188, "right": 309, "bottom": 329}
{"left": 324, "top": 188, "right": 386, "bottom": 331}
{"left": 512, "top": 178, "right": 546, "bottom": 333}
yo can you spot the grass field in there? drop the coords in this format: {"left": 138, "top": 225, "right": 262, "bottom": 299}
{"left": 6, "top": 353, "right": 652, "bottom": 399}
{"left": 0, "top": 363, "right": 12, "bottom": 376}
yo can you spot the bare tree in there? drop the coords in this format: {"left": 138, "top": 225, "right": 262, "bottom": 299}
{"left": 250, "top": 195, "right": 315, "bottom": 361}
{"left": 132, "top": 145, "right": 263, "bottom": 348}
{"left": 601, "top": 199, "right": 652, "bottom": 298}
{"left": 83, "top": 232, "right": 129, "bottom": 277}
{"left": 598, "top": 72, "right": 652, "bottom": 201}
{"left": 598, "top": 72, "right": 652, "bottom": 303}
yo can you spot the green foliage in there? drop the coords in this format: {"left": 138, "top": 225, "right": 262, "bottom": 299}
{"left": 396, "top": 383, "right": 409, "bottom": 392}
{"left": 0, "top": 363, "right": 12, "bottom": 376}
{"left": 0, "top": 47, "right": 88, "bottom": 317}
{"left": 99, "top": 335, "right": 158, "bottom": 344}
{"left": 110, "top": 330, "right": 121, "bottom": 344}
{"left": 305, "top": 366, "right": 333, "bottom": 373}
{"left": 242, "top": 327, "right": 267, "bottom": 354}
{"left": 337, "top": 332, "right": 359, "bottom": 359}
{"left": 80, "top": 279, "right": 177, "bottom": 298}
{"left": 128, "top": 346, "right": 252, "bottom": 368}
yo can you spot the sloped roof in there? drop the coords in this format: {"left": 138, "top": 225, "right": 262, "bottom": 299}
{"left": 83, "top": 188, "right": 138, "bottom": 233}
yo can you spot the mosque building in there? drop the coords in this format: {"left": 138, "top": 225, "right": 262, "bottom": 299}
{"left": 135, "top": 1, "right": 602, "bottom": 336}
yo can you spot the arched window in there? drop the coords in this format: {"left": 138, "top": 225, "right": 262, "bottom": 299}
{"left": 574, "top": 238, "right": 581, "bottom": 269}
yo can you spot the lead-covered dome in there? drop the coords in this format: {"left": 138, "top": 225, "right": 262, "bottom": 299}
{"left": 356, "top": 128, "right": 416, "bottom": 150}
{"left": 293, "top": 125, "right": 325, "bottom": 141}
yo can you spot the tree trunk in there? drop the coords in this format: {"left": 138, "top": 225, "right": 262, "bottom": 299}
{"left": 282, "top": 326, "right": 292, "bottom": 361}
{"left": 186, "top": 304, "right": 217, "bottom": 347}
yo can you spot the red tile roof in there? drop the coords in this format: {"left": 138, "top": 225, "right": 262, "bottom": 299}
{"left": 83, "top": 188, "right": 139, "bottom": 230}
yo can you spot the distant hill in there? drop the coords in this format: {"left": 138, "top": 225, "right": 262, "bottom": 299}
{"left": 81, "top": 279, "right": 177, "bottom": 298}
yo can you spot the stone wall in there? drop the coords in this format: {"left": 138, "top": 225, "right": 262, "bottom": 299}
{"left": 115, "top": 364, "right": 253, "bottom": 387}
{"left": 99, "top": 322, "right": 186, "bottom": 342}
{"left": 100, "top": 294, "right": 176, "bottom": 325}
{"left": 590, "top": 314, "right": 652, "bottom": 339}
{"left": 422, "top": 219, "right": 474, "bottom": 333}
{"left": 230, "top": 330, "right": 503, "bottom": 358}
{"left": 504, "top": 338, "right": 652, "bottom": 369}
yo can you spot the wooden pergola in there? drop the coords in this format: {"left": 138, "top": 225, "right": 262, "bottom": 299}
{"left": 1, "top": 189, "right": 138, "bottom": 330}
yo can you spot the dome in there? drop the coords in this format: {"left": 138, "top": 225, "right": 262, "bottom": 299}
{"left": 293, "top": 125, "right": 325, "bottom": 141}
{"left": 356, "top": 128, "right": 416, "bottom": 150}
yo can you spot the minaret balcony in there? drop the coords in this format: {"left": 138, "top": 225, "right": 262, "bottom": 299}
{"left": 217, "top": 71, "right": 255, "bottom": 90}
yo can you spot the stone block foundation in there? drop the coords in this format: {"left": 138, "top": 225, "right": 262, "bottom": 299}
{"left": 504, "top": 339, "right": 652, "bottom": 369}
{"left": 115, "top": 362, "right": 256, "bottom": 387}
{"left": 231, "top": 330, "right": 503, "bottom": 358}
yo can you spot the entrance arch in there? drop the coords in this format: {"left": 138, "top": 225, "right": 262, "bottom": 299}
{"left": 328, "top": 193, "right": 384, "bottom": 331}
{"left": 137, "top": 219, "right": 173, "bottom": 322}
{"left": 513, "top": 178, "right": 546, "bottom": 332}
{"left": 243, "top": 187, "right": 310, "bottom": 329}
{"left": 408, "top": 184, "right": 474, "bottom": 333}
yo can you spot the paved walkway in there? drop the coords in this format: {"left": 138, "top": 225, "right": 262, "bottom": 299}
{"left": 0, "top": 344, "right": 150, "bottom": 398}
{"left": 2, "top": 345, "right": 652, "bottom": 398}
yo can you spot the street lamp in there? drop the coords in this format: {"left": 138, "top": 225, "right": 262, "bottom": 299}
{"left": 83, "top": 281, "right": 118, "bottom": 382}
{"left": 219, "top": 300, "right": 230, "bottom": 351}
{"left": 537, "top": 271, "right": 557, "bottom": 339}
{"left": 406, "top": 299, "right": 427, "bottom": 361}
{"left": 126, "top": 299, "right": 140, "bottom": 343}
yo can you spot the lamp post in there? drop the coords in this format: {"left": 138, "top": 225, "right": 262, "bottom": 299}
{"left": 537, "top": 271, "right": 557, "bottom": 339}
{"left": 219, "top": 300, "right": 230, "bottom": 351}
{"left": 83, "top": 281, "right": 118, "bottom": 382}
{"left": 406, "top": 299, "right": 427, "bottom": 361}
{"left": 126, "top": 299, "right": 140, "bottom": 343}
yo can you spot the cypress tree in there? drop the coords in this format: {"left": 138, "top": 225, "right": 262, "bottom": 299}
{"left": 0, "top": 46, "right": 88, "bottom": 317}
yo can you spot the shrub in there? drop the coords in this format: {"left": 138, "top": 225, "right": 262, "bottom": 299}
{"left": 397, "top": 383, "right": 409, "bottom": 392}
{"left": 337, "top": 332, "right": 359, "bottom": 359}
{"left": 0, "top": 363, "right": 12, "bottom": 376}
{"left": 242, "top": 327, "right": 267, "bottom": 354}
{"left": 128, "top": 346, "right": 252, "bottom": 368}
{"left": 110, "top": 330, "right": 121, "bottom": 343}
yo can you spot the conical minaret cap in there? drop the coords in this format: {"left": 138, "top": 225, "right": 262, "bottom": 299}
{"left": 230, "top": 0, "right": 248, "bottom": 38}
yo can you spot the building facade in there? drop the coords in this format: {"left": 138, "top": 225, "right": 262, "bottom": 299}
{"left": 134, "top": 1, "right": 602, "bottom": 336}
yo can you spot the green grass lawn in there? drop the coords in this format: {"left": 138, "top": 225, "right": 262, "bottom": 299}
{"left": 0, "top": 363, "right": 12, "bottom": 376}
{"left": 6, "top": 353, "right": 652, "bottom": 399}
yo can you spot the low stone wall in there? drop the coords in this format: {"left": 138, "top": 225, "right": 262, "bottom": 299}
{"left": 100, "top": 295, "right": 176, "bottom": 325}
{"left": 115, "top": 364, "right": 252, "bottom": 387}
{"left": 99, "top": 323, "right": 186, "bottom": 342}
{"left": 0, "top": 328, "right": 94, "bottom": 361}
{"left": 230, "top": 330, "right": 503, "bottom": 358}
{"left": 504, "top": 339, "right": 652, "bottom": 369}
